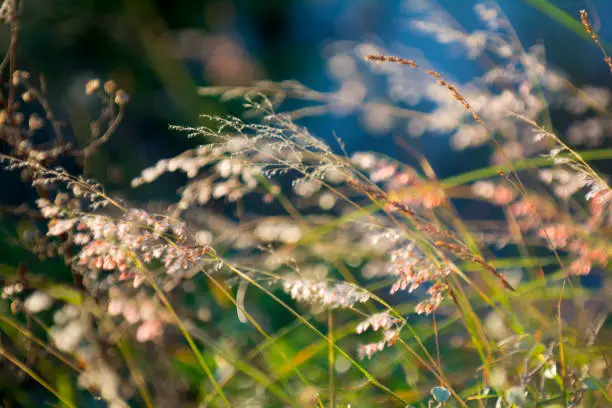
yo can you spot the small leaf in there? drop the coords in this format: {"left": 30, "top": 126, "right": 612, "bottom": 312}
{"left": 44, "top": 285, "right": 82, "bottom": 305}
{"left": 431, "top": 386, "right": 451, "bottom": 402}
{"left": 583, "top": 377, "right": 598, "bottom": 390}
{"left": 543, "top": 362, "right": 557, "bottom": 379}
{"left": 0, "top": 264, "right": 18, "bottom": 277}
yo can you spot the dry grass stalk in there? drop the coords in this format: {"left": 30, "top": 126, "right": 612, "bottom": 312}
{"left": 580, "top": 9, "right": 612, "bottom": 74}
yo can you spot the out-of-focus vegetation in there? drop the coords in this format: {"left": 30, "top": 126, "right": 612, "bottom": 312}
{"left": 1, "top": 1, "right": 612, "bottom": 407}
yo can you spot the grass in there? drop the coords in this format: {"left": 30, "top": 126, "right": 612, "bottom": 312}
{"left": 1, "top": 1, "right": 612, "bottom": 407}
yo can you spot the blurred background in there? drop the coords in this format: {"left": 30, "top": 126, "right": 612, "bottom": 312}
{"left": 0, "top": 1, "right": 612, "bottom": 405}
{"left": 9, "top": 0, "right": 612, "bottom": 201}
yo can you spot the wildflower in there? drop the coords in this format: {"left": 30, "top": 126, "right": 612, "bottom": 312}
{"left": 122, "top": 302, "right": 140, "bottom": 324}
{"left": 114, "top": 89, "right": 129, "bottom": 106}
{"left": 569, "top": 258, "right": 592, "bottom": 275}
{"left": 12, "top": 70, "right": 30, "bottom": 86}
{"left": 28, "top": 113, "right": 45, "bottom": 131}
{"left": 1, "top": 282, "right": 24, "bottom": 299}
{"left": 538, "top": 225, "right": 570, "bottom": 249}
{"left": 318, "top": 192, "right": 336, "bottom": 209}
{"left": 47, "top": 219, "right": 77, "bottom": 236}
{"left": 51, "top": 318, "right": 87, "bottom": 352}
{"left": 24, "top": 291, "right": 53, "bottom": 313}
{"left": 107, "top": 298, "right": 123, "bottom": 316}
{"left": 37, "top": 199, "right": 61, "bottom": 218}
{"left": 255, "top": 221, "right": 302, "bottom": 243}
{"left": 370, "top": 162, "right": 397, "bottom": 182}
{"left": 76, "top": 355, "right": 127, "bottom": 407}
{"left": 388, "top": 170, "right": 416, "bottom": 188}
{"left": 362, "top": 103, "right": 394, "bottom": 133}
{"left": 355, "top": 311, "right": 399, "bottom": 334}
{"left": 136, "top": 319, "right": 163, "bottom": 342}
{"left": 491, "top": 184, "right": 514, "bottom": 206}
{"left": 12, "top": 111, "right": 23, "bottom": 124}
{"left": 357, "top": 328, "right": 400, "bottom": 359}
{"left": 350, "top": 152, "right": 377, "bottom": 170}
{"left": 472, "top": 180, "right": 495, "bottom": 200}
{"left": 415, "top": 291, "right": 443, "bottom": 315}
{"left": 85, "top": 79, "right": 100, "bottom": 95}
{"left": 104, "top": 80, "right": 117, "bottom": 94}
{"left": 293, "top": 178, "right": 321, "bottom": 197}
{"left": 585, "top": 179, "right": 610, "bottom": 204}
{"left": 422, "top": 186, "right": 445, "bottom": 208}
{"left": 0, "top": 0, "right": 16, "bottom": 23}
{"left": 21, "top": 90, "right": 34, "bottom": 103}
{"left": 452, "top": 124, "right": 488, "bottom": 149}
{"left": 283, "top": 279, "right": 370, "bottom": 309}
{"left": 357, "top": 341, "right": 385, "bottom": 359}
{"left": 474, "top": 3, "right": 501, "bottom": 30}
{"left": 484, "top": 311, "right": 510, "bottom": 340}
{"left": 582, "top": 247, "right": 608, "bottom": 266}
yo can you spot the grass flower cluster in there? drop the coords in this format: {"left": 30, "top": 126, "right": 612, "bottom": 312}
{"left": 0, "top": 1, "right": 611, "bottom": 407}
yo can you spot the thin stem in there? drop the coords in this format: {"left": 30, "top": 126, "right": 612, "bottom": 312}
{"left": 0, "top": 345, "right": 76, "bottom": 408}
{"left": 135, "top": 261, "right": 230, "bottom": 408}
{"left": 328, "top": 309, "right": 335, "bottom": 408}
